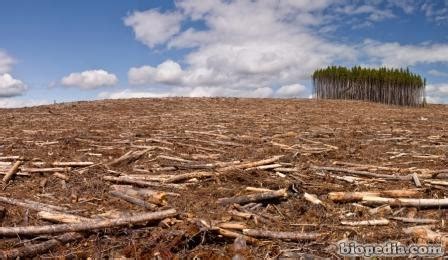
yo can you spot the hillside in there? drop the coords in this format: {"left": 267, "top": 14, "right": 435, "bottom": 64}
{"left": 0, "top": 98, "right": 447, "bottom": 258}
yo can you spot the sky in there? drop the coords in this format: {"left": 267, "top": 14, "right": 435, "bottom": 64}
{"left": 0, "top": 0, "right": 448, "bottom": 108}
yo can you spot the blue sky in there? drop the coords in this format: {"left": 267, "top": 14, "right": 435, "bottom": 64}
{"left": 0, "top": 0, "right": 448, "bottom": 107}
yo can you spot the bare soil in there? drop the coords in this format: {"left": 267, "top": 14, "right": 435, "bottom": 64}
{"left": 0, "top": 98, "right": 447, "bottom": 258}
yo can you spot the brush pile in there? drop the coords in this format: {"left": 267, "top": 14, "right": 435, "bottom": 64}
{"left": 0, "top": 98, "right": 447, "bottom": 258}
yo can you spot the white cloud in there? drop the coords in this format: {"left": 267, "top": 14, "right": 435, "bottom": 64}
{"left": 425, "top": 83, "right": 448, "bottom": 104}
{"left": 0, "top": 73, "right": 27, "bottom": 97}
{"left": 276, "top": 84, "right": 307, "bottom": 98}
{"left": 428, "top": 69, "right": 448, "bottom": 77}
{"left": 127, "top": 1, "right": 355, "bottom": 93}
{"left": 0, "top": 50, "right": 15, "bottom": 74}
{"left": 363, "top": 40, "right": 448, "bottom": 67}
{"left": 124, "top": 9, "right": 183, "bottom": 48}
{"left": 61, "top": 70, "right": 118, "bottom": 89}
{"left": 0, "top": 98, "right": 49, "bottom": 108}
{"left": 129, "top": 60, "right": 183, "bottom": 85}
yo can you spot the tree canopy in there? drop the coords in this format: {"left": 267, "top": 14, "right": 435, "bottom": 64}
{"left": 312, "top": 66, "right": 425, "bottom": 106}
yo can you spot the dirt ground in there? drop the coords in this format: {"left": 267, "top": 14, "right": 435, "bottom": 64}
{"left": 0, "top": 98, "right": 447, "bottom": 258}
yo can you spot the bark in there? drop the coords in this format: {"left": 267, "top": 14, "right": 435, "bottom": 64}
{"left": 312, "top": 166, "right": 412, "bottom": 180}
{"left": 242, "top": 229, "right": 320, "bottom": 241}
{"left": 0, "top": 232, "right": 83, "bottom": 259}
{"left": 52, "top": 162, "right": 94, "bottom": 167}
{"left": 341, "top": 219, "right": 390, "bottom": 226}
{"left": 390, "top": 217, "right": 438, "bottom": 224}
{"left": 110, "top": 190, "right": 158, "bottom": 210}
{"left": 362, "top": 196, "right": 448, "bottom": 208}
{"left": 0, "top": 196, "right": 68, "bottom": 213}
{"left": 218, "top": 155, "right": 284, "bottom": 172}
{"left": 103, "top": 176, "right": 185, "bottom": 189}
{"left": 328, "top": 189, "right": 421, "bottom": 202}
{"left": 0, "top": 209, "right": 177, "bottom": 236}
{"left": 2, "top": 160, "right": 22, "bottom": 183}
{"left": 164, "top": 171, "right": 214, "bottom": 183}
{"left": 217, "top": 189, "right": 288, "bottom": 205}
{"left": 37, "top": 211, "right": 92, "bottom": 224}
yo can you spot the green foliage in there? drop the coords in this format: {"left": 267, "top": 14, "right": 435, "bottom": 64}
{"left": 312, "top": 66, "right": 426, "bottom": 106}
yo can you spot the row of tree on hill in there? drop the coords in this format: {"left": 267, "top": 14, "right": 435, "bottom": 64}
{"left": 312, "top": 66, "right": 426, "bottom": 106}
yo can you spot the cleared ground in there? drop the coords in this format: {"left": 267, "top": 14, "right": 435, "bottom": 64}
{"left": 0, "top": 98, "right": 447, "bottom": 258}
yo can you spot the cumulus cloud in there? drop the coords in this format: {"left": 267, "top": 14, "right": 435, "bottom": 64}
{"left": 0, "top": 73, "right": 27, "bottom": 97}
{"left": 125, "top": 0, "right": 356, "bottom": 95}
{"left": 129, "top": 60, "right": 183, "bottom": 85}
{"left": 124, "top": 9, "right": 183, "bottom": 48}
{"left": 363, "top": 40, "right": 448, "bottom": 67}
{"left": 276, "top": 84, "right": 307, "bottom": 98}
{"left": 122, "top": 1, "right": 448, "bottom": 99}
{"left": 61, "top": 70, "right": 118, "bottom": 89}
{"left": 426, "top": 83, "right": 448, "bottom": 104}
{"left": 0, "top": 50, "right": 15, "bottom": 74}
{"left": 0, "top": 98, "right": 49, "bottom": 108}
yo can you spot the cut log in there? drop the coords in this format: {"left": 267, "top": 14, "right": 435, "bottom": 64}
{"left": 217, "top": 189, "right": 288, "bottom": 205}
{"left": 303, "top": 192, "right": 324, "bottom": 205}
{"left": 341, "top": 219, "right": 390, "bottom": 226}
{"left": 242, "top": 229, "right": 320, "bottom": 241}
{"left": 403, "top": 225, "right": 448, "bottom": 247}
{"left": 0, "top": 209, "right": 177, "bottom": 236}
{"left": 217, "top": 222, "right": 246, "bottom": 230}
{"left": 103, "top": 176, "right": 185, "bottom": 190}
{"left": 157, "top": 155, "right": 192, "bottom": 163}
{"left": 328, "top": 189, "right": 421, "bottom": 202}
{"left": 21, "top": 167, "right": 71, "bottom": 173}
{"left": 111, "top": 185, "right": 167, "bottom": 205}
{"left": 0, "top": 232, "right": 83, "bottom": 259}
{"left": 412, "top": 173, "right": 422, "bottom": 187}
{"left": 245, "top": 187, "right": 274, "bottom": 193}
{"left": 52, "top": 162, "right": 94, "bottom": 167}
{"left": 108, "top": 149, "right": 150, "bottom": 167}
{"left": 0, "top": 196, "right": 69, "bottom": 213}
{"left": 110, "top": 190, "right": 158, "bottom": 210}
{"left": 312, "top": 166, "right": 412, "bottom": 180}
{"left": 218, "top": 155, "right": 284, "bottom": 172}
{"left": 2, "top": 160, "right": 22, "bottom": 183}
{"left": 217, "top": 228, "right": 258, "bottom": 244}
{"left": 245, "top": 164, "right": 283, "bottom": 171}
{"left": 37, "top": 211, "right": 92, "bottom": 224}
{"left": 390, "top": 217, "right": 438, "bottom": 224}
{"left": 362, "top": 196, "right": 448, "bottom": 208}
{"left": 164, "top": 171, "right": 214, "bottom": 183}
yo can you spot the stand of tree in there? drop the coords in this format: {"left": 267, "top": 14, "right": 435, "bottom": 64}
{"left": 312, "top": 66, "right": 426, "bottom": 106}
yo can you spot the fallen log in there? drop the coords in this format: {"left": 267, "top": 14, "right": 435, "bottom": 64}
{"left": 0, "top": 232, "right": 83, "bottom": 259}
{"left": 403, "top": 225, "right": 448, "bottom": 247}
{"left": 164, "top": 171, "right": 214, "bottom": 183}
{"left": 328, "top": 189, "right": 421, "bottom": 202}
{"left": 218, "top": 228, "right": 258, "bottom": 244}
{"left": 52, "top": 162, "right": 94, "bottom": 167}
{"left": 37, "top": 211, "right": 92, "bottom": 224}
{"left": 2, "top": 160, "right": 22, "bottom": 183}
{"left": 0, "top": 196, "right": 68, "bottom": 213}
{"left": 103, "top": 176, "right": 185, "bottom": 190}
{"left": 21, "top": 167, "right": 71, "bottom": 173}
{"left": 218, "top": 155, "right": 284, "bottom": 172}
{"left": 111, "top": 185, "right": 168, "bottom": 205}
{"left": 341, "top": 219, "right": 390, "bottom": 226}
{"left": 362, "top": 196, "right": 448, "bottom": 208}
{"left": 303, "top": 192, "right": 324, "bottom": 206}
{"left": 108, "top": 149, "right": 150, "bottom": 167}
{"left": 217, "top": 189, "right": 288, "bottom": 205}
{"left": 242, "top": 229, "right": 320, "bottom": 241}
{"left": 0, "top": 209, "right": 177, "bottom": 236}
{"left": 110, "top": 190, "right": 158, "bottom": 210}
{"left": 390, "top": 217, "right": 438, "bottom": 224}
{"left": 312, "top": 166, "right": 412, "bottom": 180}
